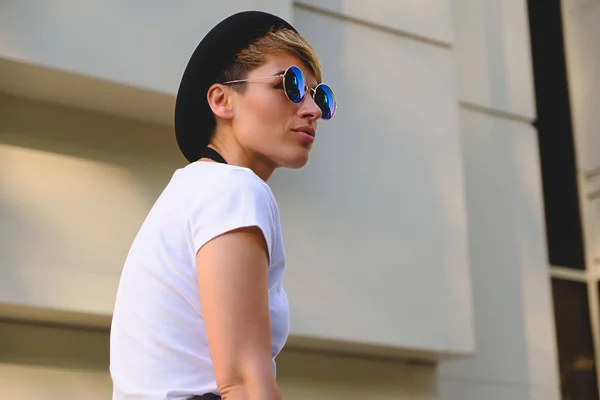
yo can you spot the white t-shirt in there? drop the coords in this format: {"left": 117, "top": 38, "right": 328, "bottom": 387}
{"left": 110, "top": 162, "right": 290, "bottom": 400}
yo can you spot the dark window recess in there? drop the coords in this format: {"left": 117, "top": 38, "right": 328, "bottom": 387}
{"left": 552, "top": 279, "right": 599, "bottom": 400}
{"left": 527, "top": 0, "right": 586, "bottom": 269}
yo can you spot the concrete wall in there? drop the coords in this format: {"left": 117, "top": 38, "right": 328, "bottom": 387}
{"left": 0, "top": 0, "right": 475, "bottom": 361}
{"left": 0, "top": 320, "right": 435, "bottom": 400}
{"left": 438, "top": 1, "right": 560, "bottom": 399}
{"left": 0, "top": 0, "right": 565, "bottom": 399}
{"left": 0, "top": 95, "right": 181, "bottom": 321}
{"left": 0, "top": 0, "right": 291, "bottom": 98}
{"left": 278, "top": 2, "right": 473, "bottom": 357}
{"left": 561, "top": 0, "right": 600, "bottom": 267}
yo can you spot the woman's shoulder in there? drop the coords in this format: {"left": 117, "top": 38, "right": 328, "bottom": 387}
{"left": 181, "top": 163, "right": 283, "bottom": 260}
{"left": 174, "top": 162, "right": 278, "bottom": 215}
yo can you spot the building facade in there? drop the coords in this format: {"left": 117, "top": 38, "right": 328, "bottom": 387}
{"left": 0, "top": 0, "right": 598, "bottom": 399}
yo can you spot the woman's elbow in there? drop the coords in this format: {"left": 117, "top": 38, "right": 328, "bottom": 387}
{"left": 215, "top": 359, "right": 280, "bottom": 400}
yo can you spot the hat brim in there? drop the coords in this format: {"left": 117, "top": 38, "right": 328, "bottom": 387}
{"left": 174, "top": 11, "right": 297, "bottom": 163}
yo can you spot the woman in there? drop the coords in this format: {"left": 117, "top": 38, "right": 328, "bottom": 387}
{"left": 109, "top": 10, "right": 336, "bottom": 400}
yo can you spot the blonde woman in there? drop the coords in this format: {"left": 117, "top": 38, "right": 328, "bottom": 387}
{"left": 109, "top": 10, "right": 336, "bottom": 400}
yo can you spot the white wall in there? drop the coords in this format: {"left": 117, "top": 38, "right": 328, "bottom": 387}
{"left": 276, "top": 3, "right": 473, "bottom": 358}
{"left": 0, "top": 0, "right": 565, "bottom": 399}
{"left": 438, "top": 1, "right": 560, "bottom": 399}
{"left": 294, "top": 0, "right": 455, "bottom": 45}
{"left": 0, "top": 0, "right": 291, "bottom": 127}
{"left": 0, "top": 0, "right": 475, "bottom": 361}
{"left": 0, "top": 95, "right": 182, "bottom": 318}
{"left": 0, "top": 320, "right": 436, "bottom": 400}
{"left": 561, "top": 0, "right": 600, "bottom": 268}
{"left": 0, "top": 0, "right": 292, "bottom": 96}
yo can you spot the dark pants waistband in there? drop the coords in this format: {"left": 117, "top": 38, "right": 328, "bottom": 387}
{"left": 188, "top": 394, "right": 221, "bottom": 400}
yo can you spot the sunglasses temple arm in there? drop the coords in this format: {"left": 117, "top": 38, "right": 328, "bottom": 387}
{"left": 222, "top": 74, "right": 285, "bottom": 85}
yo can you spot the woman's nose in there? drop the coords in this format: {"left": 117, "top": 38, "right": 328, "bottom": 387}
{"left": 299, "top": 90, "right": 322, "bottom": 120}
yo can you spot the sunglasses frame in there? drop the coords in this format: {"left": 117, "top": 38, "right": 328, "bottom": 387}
{"left": 221, "top": 65, "right": 337, "bottom": 120}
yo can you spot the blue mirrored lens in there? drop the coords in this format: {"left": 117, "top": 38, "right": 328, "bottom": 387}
{"left": 284, "top": 66, "right": 305, "bottom": 103}
{"left": 314, "top": 84, "right": 336, "bottom": 120}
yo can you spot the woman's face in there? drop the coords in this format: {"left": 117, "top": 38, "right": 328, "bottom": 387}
{"left": 229, "top": 53, "right": 323, "bottom": 170}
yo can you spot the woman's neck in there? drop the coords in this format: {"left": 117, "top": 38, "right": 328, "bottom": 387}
{"left": 201, "top": 134, "right": 276, "bottom": 182}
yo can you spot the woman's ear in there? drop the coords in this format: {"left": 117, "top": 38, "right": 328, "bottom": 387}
{"left": 207, "top": 84, "right": 234, "bottom": 120}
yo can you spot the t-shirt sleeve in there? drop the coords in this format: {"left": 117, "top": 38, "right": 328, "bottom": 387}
{"left": 189, "top": 170, "right": 277, "bottom": 262}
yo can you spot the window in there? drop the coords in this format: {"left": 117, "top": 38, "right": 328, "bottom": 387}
{"left": 552, "top": 279, "right": 598, "bottom": 399}
{"left": 528, "top": 0, "right": 600, "bottom": 398}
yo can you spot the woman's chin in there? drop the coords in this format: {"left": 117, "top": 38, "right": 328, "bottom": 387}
{"left": 266, "top": 145, "right": 312, "bottom": 170}
{"left": 283, "top": 149, "right": 311, "bottom": 169}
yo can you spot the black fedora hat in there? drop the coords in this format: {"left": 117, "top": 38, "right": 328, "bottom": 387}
{"left": 174, "top": 11, "right": 297, "bottom": 163}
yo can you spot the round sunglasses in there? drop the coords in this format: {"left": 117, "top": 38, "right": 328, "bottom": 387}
{"left": 222, "top": 65, "right": 337, "bottom": 120}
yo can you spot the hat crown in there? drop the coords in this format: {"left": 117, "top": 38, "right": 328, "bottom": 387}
{"left": 173, "top": 11, "right": 297, "bottom": 163}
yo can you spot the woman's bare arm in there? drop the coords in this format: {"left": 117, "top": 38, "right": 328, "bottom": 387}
{"left": 196, "top": 226, "right": 281, "bottom": 400}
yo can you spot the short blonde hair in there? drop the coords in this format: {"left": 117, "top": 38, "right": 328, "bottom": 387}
{"left": 218, "top": 27, "right": 322, "bottom": 87}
